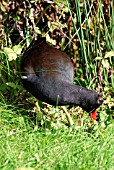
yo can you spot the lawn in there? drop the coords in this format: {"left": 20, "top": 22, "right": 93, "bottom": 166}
{"left": 0, "top": 104, "right": 114, "bottom": 170}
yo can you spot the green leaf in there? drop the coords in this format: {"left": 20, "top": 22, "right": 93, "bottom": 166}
{"left": 35, "top": 27, "right": 42, "bottom": 34}
{"left": 0, "top": 84, "right": 7, "bottom": 91}
{"left": 46, "top": 34, "right": 56, "bottom": 45}
{"left": 17, "top": 85, "right": 23, "bottom": 90}
{"left": 1, "top": 4, "right": 6, "bottom": 12}
{"left": 13, "top": 45, "right": 22, "bottom": 55}
{"left": 102, "top": 59, "right": 110, "bottom": 69}
{"left": 95, "top": 56, "right": 102, "bottom": 61}
{"left": 6, "top": 82, "right": 17, "bottom": 89}
{"left": 4, "top": 47, "right": 17, "bottom": 61}
{"left": 63, "top": 7, "right": 69, "bottom": 13}
{"left": 104, "top": 51, "right": 114, "bottom": 59}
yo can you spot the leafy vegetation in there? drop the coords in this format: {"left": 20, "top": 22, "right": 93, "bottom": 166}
{"left": 0, "top": 0, "right": 114, "bottom": 169}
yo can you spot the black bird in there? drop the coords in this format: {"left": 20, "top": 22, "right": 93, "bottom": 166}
{"left": 21, "top": 40, "right": 103, "bottom": 121}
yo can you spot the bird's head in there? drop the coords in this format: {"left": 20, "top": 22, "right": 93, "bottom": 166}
{"left": 80, "top": 91, "right": 103, "bottom": 120}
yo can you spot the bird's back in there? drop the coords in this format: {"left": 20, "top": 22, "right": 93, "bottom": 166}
{"left": 21, "top": 41, "right": 74, "bottom": 83}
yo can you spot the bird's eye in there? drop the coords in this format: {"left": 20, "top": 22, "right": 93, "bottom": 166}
{"left": 89, "top": 105, "right": 93, "bottom": 109}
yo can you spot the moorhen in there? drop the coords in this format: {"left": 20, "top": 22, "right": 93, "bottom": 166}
{"left": 21, "top": 40, "right": 103, "bottom": 122}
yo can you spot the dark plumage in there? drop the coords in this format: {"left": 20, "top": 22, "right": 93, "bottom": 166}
{"left": 21, "top": 40, "right": 103, "bottom": 120}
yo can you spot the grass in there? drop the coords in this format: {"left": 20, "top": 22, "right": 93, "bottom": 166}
{"left": 0, "top": 103, "right": 114, "bottom": 170}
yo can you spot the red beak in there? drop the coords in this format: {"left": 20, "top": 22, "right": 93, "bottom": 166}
{"left": 90, "top": 109, "right": 97, "bottom": 120}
